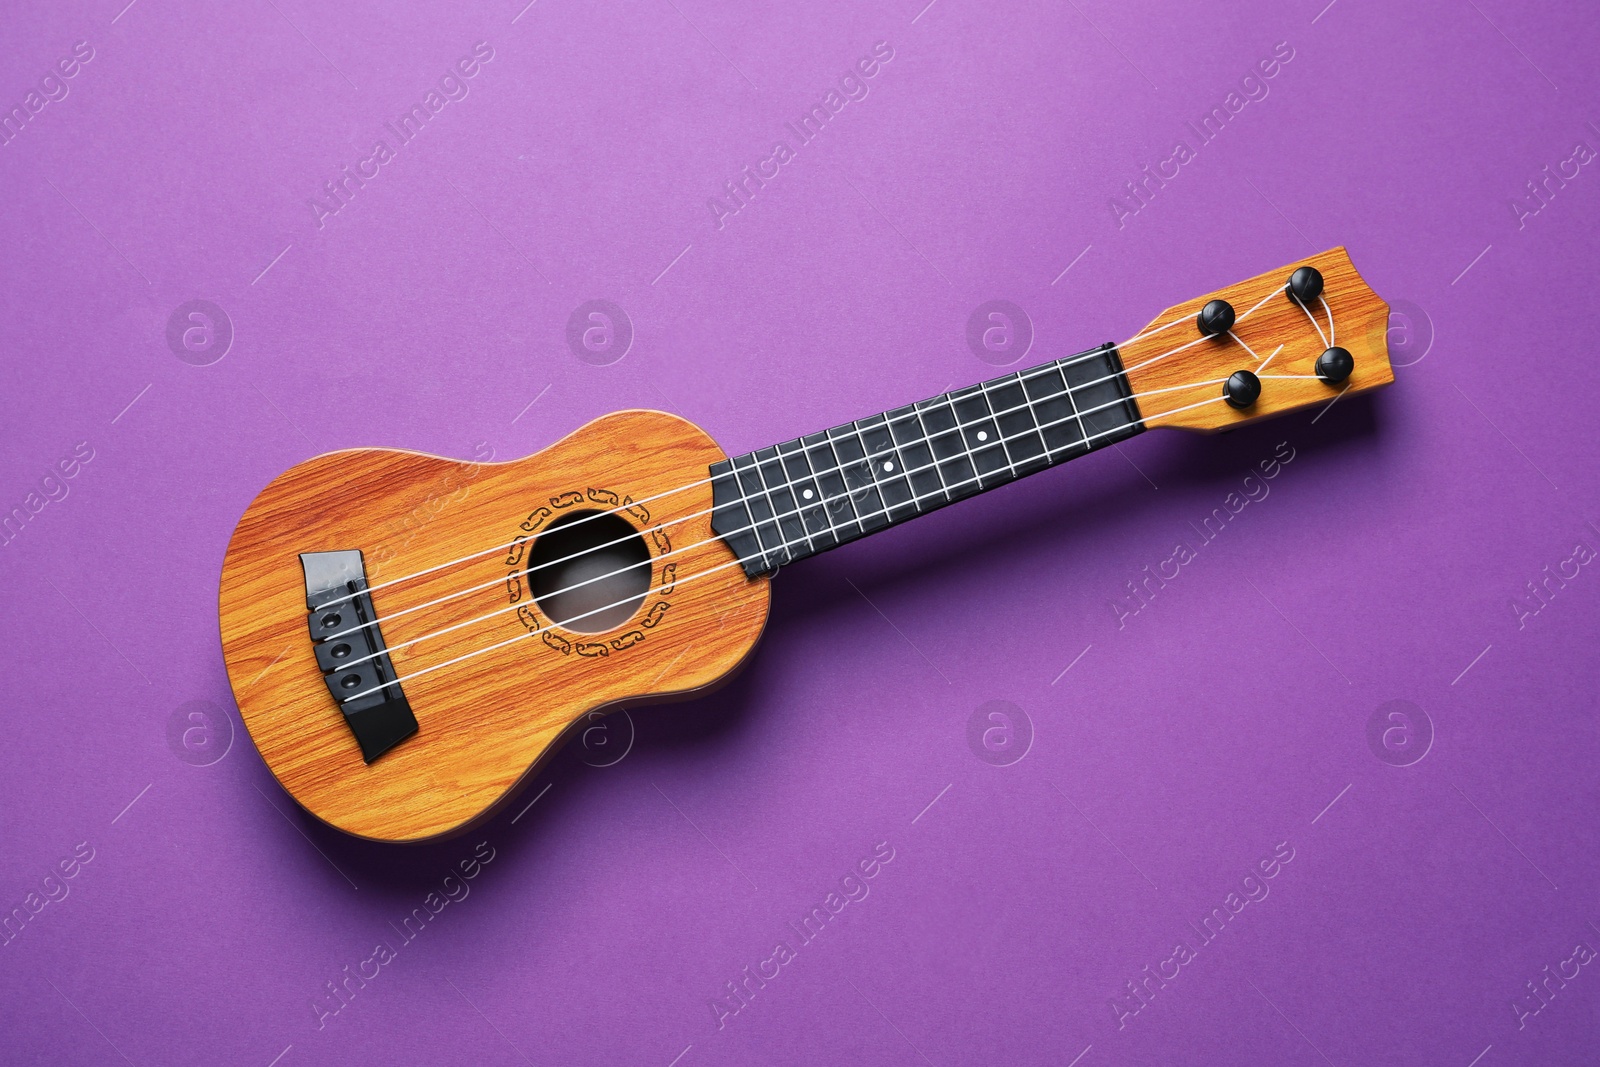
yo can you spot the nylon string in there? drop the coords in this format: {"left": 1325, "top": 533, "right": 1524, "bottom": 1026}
{"left": 324, "top": 284, "right": 1332, "bottom": 697}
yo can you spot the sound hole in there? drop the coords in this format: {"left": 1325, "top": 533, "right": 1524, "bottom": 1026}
{"left": 526, "top": 509, "right": 650, "bottom": 633}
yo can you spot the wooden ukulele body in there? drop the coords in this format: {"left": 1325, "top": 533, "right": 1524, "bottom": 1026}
{"left": 219, "top": 410, "right": 770, "bottom": 843}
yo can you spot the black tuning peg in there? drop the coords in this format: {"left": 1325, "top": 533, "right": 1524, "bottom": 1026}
{"left": 1315, "top": 346, "right": 1354, "bottom": 384}
{"left": 1223, "top": 369, "right": 1261, "bottom": 409}
{"left": 1286, "top": 266, "right": 1324, "bottom": 305}
{"left": 1197, "top": 299, "right": 1236, "bottom": 337}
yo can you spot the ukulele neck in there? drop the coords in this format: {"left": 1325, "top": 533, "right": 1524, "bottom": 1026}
{"left": 709, "top": 343, "right": 1144, "bottom": 577}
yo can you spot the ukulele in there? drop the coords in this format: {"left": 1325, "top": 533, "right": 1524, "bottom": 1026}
{"left": 220, "top": 246, "right": 1393, "bottom": 842}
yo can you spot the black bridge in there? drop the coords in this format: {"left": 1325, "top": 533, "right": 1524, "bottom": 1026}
{"left": 300, "top": 550, "right": 418, "bottom": 763}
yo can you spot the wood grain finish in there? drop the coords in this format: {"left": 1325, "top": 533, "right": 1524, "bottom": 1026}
{"left": 219, "top": 410, "right": 770, "bottom": 843}
{"left": 1122, "top": 247, "right": 1392, "bottom": 433}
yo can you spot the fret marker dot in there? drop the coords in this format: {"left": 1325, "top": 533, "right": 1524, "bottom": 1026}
{"left": 802, "top": 489, "right": 814, "bottom": 500}
{"left": 883, "top": 461, "right": 895, "bottom": 472}
{"left": 977, "top": 430, "right": 988, "bottom": 442}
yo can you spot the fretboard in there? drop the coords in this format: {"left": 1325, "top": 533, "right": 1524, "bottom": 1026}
{"left": 710, "top": 343, "right": 1144, "bottom": 577}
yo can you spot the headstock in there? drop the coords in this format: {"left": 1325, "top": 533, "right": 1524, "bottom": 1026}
{"left": 1121, "top": 246, "right": 1393, "bottom": 433}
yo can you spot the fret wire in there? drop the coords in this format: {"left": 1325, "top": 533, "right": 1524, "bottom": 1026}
{"left": 1063, "top": 345, "right": 1138, "bottom": 443}
{"left": 829, "top": 424, "right": 887, "bottom": 534}
{"left": 870, "top": 415, "right": 913, "bottom": 517}
{"left": 1027, "top": 372, "right": 1055, "bottom": 462}
{"left": 952, "top": 385, "right": 1007, "bottom": 489}
{"left": 915, "top": 396, "right": 960, "bottom": 505}
{"left": 752, "top": 447, "right": 811, "bottom": 560}
{"left": 712, "top": 464, "right": 765, "bottom": 571}
{"left": 1050, "top": 365, "right": 1081, "bottom": 455}
{"left": 1061, "top": 357, "right": 1093, "bottom": 454}
{"left": 780, "top": 437, "right": 839, "bottom": 546}
{"left": 910, "top": 400, "right": 952, "bottom": 501}
{"left": 735, "top": 453, "right": 787, "bottom": 569}
{"left": 862, "top": 414, "right": 916, "bottom": 518}
{"left": 1024, "top": 363, "right": 1075, "bottom": 463}
{"left": 725, "top": 457, "right": 766, "bottom": 572}
{"left": 921, "top": 393, "right": 979, "bottom": 500}
{"left": 1016, "top": 373, "right": 1040, "bottom": 444}
{"left": 885, "top": 404, "right": 941, "bottom": 512}
{"left": 975, "top": 379, "right": 1021, "bottom": 480}
{"left": 952, "top": 391, "right": 986, "bottom": 487}
{"left": 991, "top": 369, "right": 1049, "bottom": 476}
{"left": 776, "top": 445, "right": 818, "bottom": 555}
{"left": 851, "top": 419, "right": 885, "bottom": 501}
{"left": 770, "top": 442, "right": 810, "bottom": 547}
{"left": 769, "top": 445, "right": 822, "bottom": 556}
{"left": 818, "top": 431, "right": 862, "bottom": 535}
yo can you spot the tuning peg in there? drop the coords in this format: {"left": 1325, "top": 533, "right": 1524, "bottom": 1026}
{"left": 1197, "top": 299, "right": 1236, "bottom": 337}
{"left": 1315, "top": 346, "right": 1354, "bottom": 384}
{"left": 1223, "top": 369, "right": 1261, "bottom": 408}
{"left": 1286, "top": 266, "right": 1324, "bottom": 305}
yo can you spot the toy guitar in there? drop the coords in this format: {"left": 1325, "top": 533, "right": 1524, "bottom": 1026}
{"left": 220, "top": 247, "right": 1393, "bottom": 842}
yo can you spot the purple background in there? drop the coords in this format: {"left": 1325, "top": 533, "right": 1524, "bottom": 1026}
{"left": 3, "top": 0, "right": 1598, "bottom": 1064}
